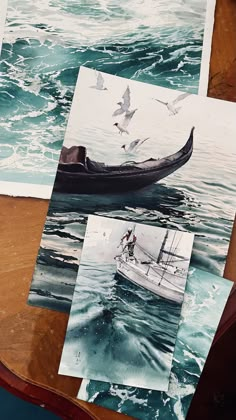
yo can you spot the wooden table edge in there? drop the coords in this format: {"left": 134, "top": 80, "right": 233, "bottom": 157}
{"left": 0, "top": 360, "right": 98, "bottom": 420}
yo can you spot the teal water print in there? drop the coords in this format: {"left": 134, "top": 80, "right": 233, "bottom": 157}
{"left": 78, "top": 267, "right": 232, "bottom": 420}
{"left": 0, "top": 0, "right": 213, "bottom": 190}
{"left": 59, "top": 215, "right": 193, "bottom": 391}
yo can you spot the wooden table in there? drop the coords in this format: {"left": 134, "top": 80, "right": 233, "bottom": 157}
{"left": 0, "top": 1, "right": 236, "bottom": 419}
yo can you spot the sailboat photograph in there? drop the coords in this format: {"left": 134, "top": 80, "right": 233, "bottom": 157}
{"left": 115, "top": 228, "right": 189, "bottom": 304}
{"left": 59, "top": 215, "right": 194, "bottom": 391}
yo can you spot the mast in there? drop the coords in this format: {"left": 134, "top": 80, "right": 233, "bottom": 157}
{"left": 157, "top": 230, "right": 169, "bottom": 263}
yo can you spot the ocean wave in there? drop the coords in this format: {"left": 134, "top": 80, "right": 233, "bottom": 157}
{"left": 29, "top": 176, "right": 233, "bottom": 311}
{"left": 61, "top": 260, "right": 182, "bottom": 389}
{"left": 5, "top": 0, "right": 206, "bottom": 46}
{"left": 79, "top": 267, "right": 232, "bottom": 419}
{"left": 0, "top": 0, "right": 205, "bottom": 183}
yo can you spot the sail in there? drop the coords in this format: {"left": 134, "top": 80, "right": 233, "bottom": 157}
{"left": 127, "top": 229, "right": 187, "bottom": 270}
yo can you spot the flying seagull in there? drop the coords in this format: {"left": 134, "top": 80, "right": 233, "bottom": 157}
{"left": 121, "top": 137, "right": 150, "bottom": 153}
{"left": 154, "top": 92, "right": 191, "bottom": 115}
{"left": 113, "top": 122, "right": 129, "bottom": 135}
{"left": 90, "top": 72, "right": 108, "bottom": 90}
{"left": 113, "top": 108, "right": 138, "bottom": 135}
{"left": 122, "top": 108, "right": 137, "bottom": 126}
{"left": 113, "top": 85, "right": 131, "bottom": 116}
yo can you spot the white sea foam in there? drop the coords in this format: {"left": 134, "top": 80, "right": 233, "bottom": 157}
{"left": 4, "top": 0, "right": 206, "bottom": 46}
{"left": 110, "top": 384, "right": 148, "bottom": 407}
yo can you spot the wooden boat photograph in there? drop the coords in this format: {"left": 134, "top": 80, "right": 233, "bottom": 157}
{"left": 115, "top": 229, "right": 189, "bottom": 304}
{"left": 54, "top": 127, "right": 194, "bottom": 194}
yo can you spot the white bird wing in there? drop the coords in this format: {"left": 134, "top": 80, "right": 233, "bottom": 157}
{"left": 138, "top": 137, "right": 150, "bottom": 147}
{"left": 173, "top": 92, "right": 191, "bottom": 105}
{"left": 96, "top": 72, "right": 104, "bottom": 89}
{"left": 112, "top": 107, "right": 124, "bottom": 117}
{"left": 154, "top": 98, "right": 167, "bottom": 106}
{"left": 122, "top": 109, "right": 137, "bottom": 128}
{"left": 122, "top": 86, "right": 131, "bottom": 110}
{"left": 128, "top": 139, "right": 141, "bottom": 151}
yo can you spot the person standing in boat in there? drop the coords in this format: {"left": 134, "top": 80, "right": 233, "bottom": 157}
{"left": 120, "top": 227, "right": 137, "bottom": 259}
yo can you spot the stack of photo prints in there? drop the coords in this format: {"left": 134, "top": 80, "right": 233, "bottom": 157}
{"left": 1, "top": 0, "right": 236, "bottom": 419}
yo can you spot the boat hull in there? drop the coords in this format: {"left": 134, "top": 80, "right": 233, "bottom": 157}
{"left": 54, "top": 128, "right": 194, "bottom": 194}
{"left": 116, "top": 258, "right": 184, "bottom": 304}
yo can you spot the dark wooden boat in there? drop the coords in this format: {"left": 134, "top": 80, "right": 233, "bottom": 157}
{"left": 54, "top": 127, "right": 194, "bottom": 194}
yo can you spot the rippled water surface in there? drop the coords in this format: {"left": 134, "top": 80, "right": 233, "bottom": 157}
{"left": 78, "top": 267, "right": 232, "bottom": 419}
{"left": 60, "top": 259, "right": 183, "bottom": 390}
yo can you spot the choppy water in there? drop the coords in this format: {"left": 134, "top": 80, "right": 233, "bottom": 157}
{"left": 78, "top": 267, "right": 232, "bottom": 420}
{"left": 0, "top": 0, "right": 207, "bottom": 185}
{"left": 29, "top": 153, "right": 235, "bottom": 312}
{"left": 60, "top": 260, "right": 182, "bottom": 390}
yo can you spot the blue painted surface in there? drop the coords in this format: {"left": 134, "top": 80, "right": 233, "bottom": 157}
{"left": 0, "top": 386, "right": 60, "bottom": 419}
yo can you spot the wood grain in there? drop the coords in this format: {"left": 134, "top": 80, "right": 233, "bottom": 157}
{"left": 0, "top": 0, "right": 236, "bottom": 419}
{"left": 208, "top": 0, "right": 236, "bottom": 102}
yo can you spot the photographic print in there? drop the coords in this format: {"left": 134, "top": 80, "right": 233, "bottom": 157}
{"left": 59, "top": 215, "right": 193, "bottom": 391}
{"left": 28, "top": 67, "right": 236, "bottom": 313}
{"left": 78, "top": 267, "right": 233, "bottom": 420}
{"left": 0, "top": 0, "right": 216, "bottom": 197}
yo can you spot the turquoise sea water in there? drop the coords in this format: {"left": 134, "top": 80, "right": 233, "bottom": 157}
{"left": 0, "top": 0, "right": 207, "bottom": 185}
{"left": 29, "top": 157, "right": 235, "bottom": 312}
{"left": 78, "top": 267, "right": 232, "bottom": 420}
{"left": 60, "top": 260, "right": 182, "bottom": 391}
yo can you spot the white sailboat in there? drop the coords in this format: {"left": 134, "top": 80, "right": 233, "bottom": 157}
{"left": 115, "top": 230, "right": 188, "bottom": 304}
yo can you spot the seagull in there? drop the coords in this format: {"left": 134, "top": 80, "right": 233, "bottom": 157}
{"left": 121, "top": 137, "right": 150, "bottom": 153}
{"left": 154, "top": 92, "right": 191, "bottom": 115}
{"left": 90, "top": 72, "right": 108, "bottom": 90}
{"left": 122, "top": 108, "right": 137, "bottom": 126}
{"left": 113, "top": 122, "right": 129, "bottom": 135}
{"left": 113, "top": 108, "right": 137, "bottom": 135}
{"left": 113, "top": 86, "right": 131, "bottom": 116}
